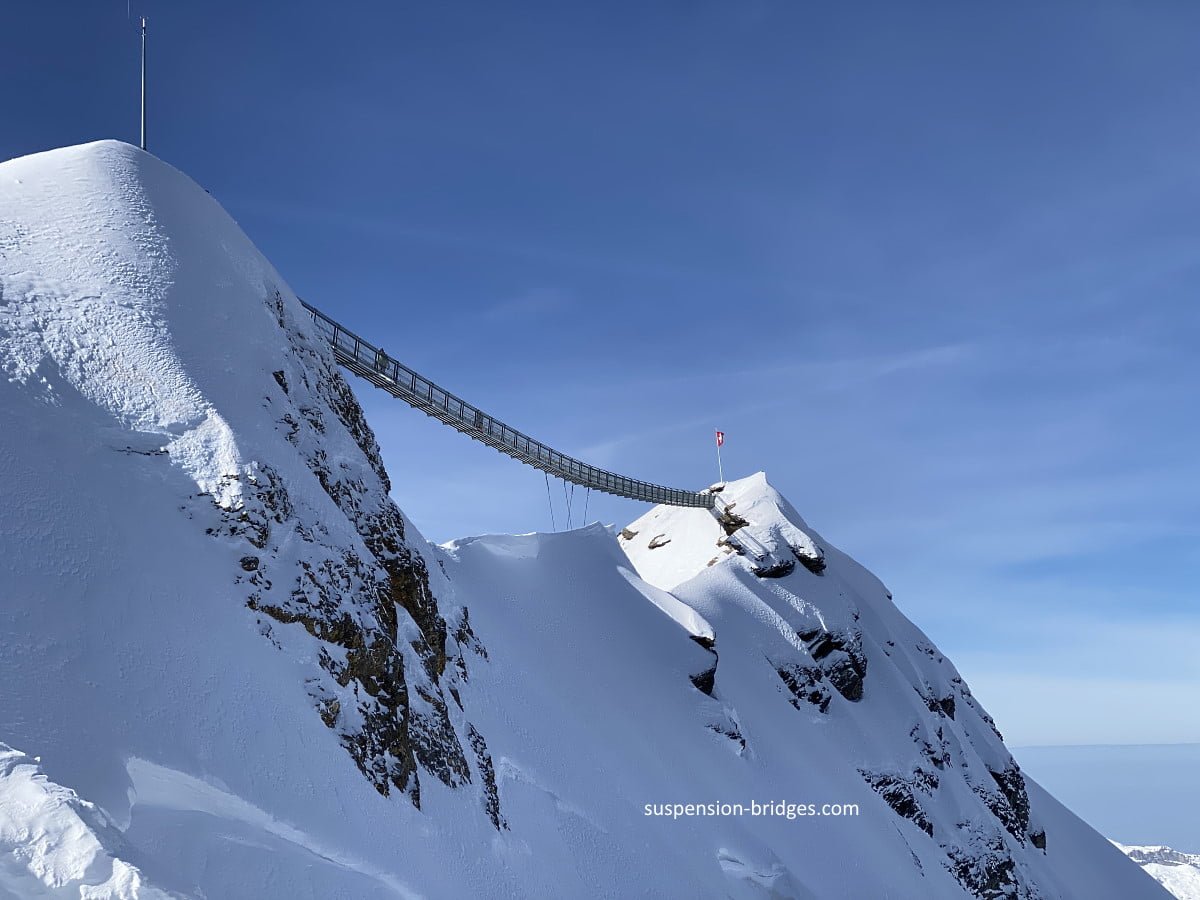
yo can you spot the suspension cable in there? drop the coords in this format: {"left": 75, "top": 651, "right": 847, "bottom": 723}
{"left": 544, "top": 471, "right": 557, "bottom": 531}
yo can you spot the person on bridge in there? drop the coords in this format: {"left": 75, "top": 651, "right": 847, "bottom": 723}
{"left": 374, "top": 346, "right": 390, "bottom": 374}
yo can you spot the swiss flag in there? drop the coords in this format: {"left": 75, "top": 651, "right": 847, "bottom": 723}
{"left": 715, "top": 430, "right": 725, "bottom": 447}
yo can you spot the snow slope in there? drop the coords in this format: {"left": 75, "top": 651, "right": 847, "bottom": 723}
{"left": 0, "top": 141, "right": 1170, "bottom": 898}
{"left": 0, "top": 745, "right": 176, "bottom": 899}
{"left": 1116, "top": 844, "right": 1200, "bottom": 900}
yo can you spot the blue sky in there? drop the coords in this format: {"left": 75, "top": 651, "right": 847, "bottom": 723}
{"left": 4, "top": 1, "right": 1198, "bottom": 746}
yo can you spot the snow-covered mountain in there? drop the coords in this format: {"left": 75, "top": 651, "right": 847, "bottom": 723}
{"left": 1115, "top": 844, "right": 1200, "bottom": 900}
{"left": 0, "top": 140, "right": 1170, "bottom": 898}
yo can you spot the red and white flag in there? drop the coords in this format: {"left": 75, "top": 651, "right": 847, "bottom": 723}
{"left": 715, "top": 430, "right": 725, "bottom": 447}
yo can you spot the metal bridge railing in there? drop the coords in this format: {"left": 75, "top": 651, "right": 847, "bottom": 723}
{"left": 299, "top": 300, "right": 715, "bottom": 509}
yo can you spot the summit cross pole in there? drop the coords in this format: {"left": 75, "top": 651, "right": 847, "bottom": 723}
{"left": 715, "top": 429, "right": 725, "bottom": 484}
{"left": 139, "top": 17, "right": 147, "bottom": 151}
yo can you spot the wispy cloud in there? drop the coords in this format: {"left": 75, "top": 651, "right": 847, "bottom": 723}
{"left": 481, "top": 286, "right": 573, "bottom": 321}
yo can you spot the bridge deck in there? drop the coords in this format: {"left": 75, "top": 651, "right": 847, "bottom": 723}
{"left": 300, "top": 301, "right": 715, "bottom": 509}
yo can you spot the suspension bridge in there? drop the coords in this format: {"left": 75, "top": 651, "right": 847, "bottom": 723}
{"left": 300, "top": 301, "right": 716, "bottom": 510}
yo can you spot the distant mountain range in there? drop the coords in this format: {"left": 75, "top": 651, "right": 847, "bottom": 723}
{"left": 1116, "top": 844, "right": 1200, "bottom": 900}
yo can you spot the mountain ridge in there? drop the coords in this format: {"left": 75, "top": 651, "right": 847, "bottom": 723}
{"left": 0, "top": 140, "right": 1170, "bottom": 899}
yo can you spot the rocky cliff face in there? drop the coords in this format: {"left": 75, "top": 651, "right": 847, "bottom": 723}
{"left": 212, "top": 288, "right": 478, "bottom": 808}
{"left": 0, "top": 139, "right": 493, "bottom": 816}
{"left": 0, "top": 141, "right": 512, "bottom": 899}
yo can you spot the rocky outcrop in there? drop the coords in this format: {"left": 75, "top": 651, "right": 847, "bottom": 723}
{"left": 715, "top": 500, "right": 826, "bottom": 576}
{"left": 773, "top": 624, "right": 868, "bottom": 713}
{"left": 910, "top": 723, "right": 952, "bottom": 771}
{"left": 984, "top": 763, "right": 1033, "bottom": 844}
{"left": 860, "top": 768, "right": 935, "bottom": 836}
{"left": 800, "top": 626, "right": 867, "bottom": 702}
{"left": 717, "top": 506, "right": 750, "bottom": 537}
{"left": 467, "top": 724, "right": 506, "bottom": 831}
{"left": 944, "top": 822, "right": 1039, "bottom": 900}
{"left": 751, "top": 558, "right": 796, "bottom": 579}
{"left": 775, "top": 663, "right": 831, "bottom": 713}
{"left": 1121, "top": 845, "right": 1200, "bottom": 867}
{"left": 205, "top": 289, "right": 481, "bottom": 807}
{"left": 690, "top": 665, "right": 717, "bottom": 696}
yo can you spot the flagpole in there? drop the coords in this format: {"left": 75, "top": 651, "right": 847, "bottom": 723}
{"left": 139, "top": 17, "right": 147, "bottom": 151}
{"left": 715, "top": 431, "right": 725, "bottom": 484}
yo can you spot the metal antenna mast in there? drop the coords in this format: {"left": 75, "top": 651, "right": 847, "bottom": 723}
{"left": 139, "top": 17, "right": 147, "bottom": 150}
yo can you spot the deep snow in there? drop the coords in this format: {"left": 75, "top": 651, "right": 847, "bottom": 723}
{"left": 0, "top": 141, "right": 1171, "bottom": 899}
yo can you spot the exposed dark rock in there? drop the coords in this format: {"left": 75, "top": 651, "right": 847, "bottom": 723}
{"left": 246, "top": 569, "right": 428, "bottom": 803}
{"left": 468, "top": 724, "right": 506, "bottom": 831}
{"left": 752, "top": 558, "right": 796, "bottom": 579}
{"left": 120, "top": 445, "right": 168, "bottom": 457}
{"left": 707, "top": 723, "right": 746, "bottom": 751}
{"left": 279, "top": 413, "right": 301, "bottom": 443}
{"left": 910, "top": 724, "right": 951, "bottom": 770}
{"left": 316, "top": 695, "right": 340, "bottom": 729}
{"left": 409, "top": 688, "right": 472, "bottom": 790}
{"left": 323, "top": 366, "right": 391, "bottom": 490}
{"left": 946, "top": 847, "right": 1018, "bottom": 900}
{"left": 299, "top": 404, "right": 326, "bottom": 435}
{"left": 776, "top": 663, "right": 831, "bottom": 713}
{"left": 860, "top": 769, "right": 934, "bottom": 836}
{"left": 690, "top": 666, "right": 717, "bottom": 696}
{"left": 718, "top": 506, "right": 750, "bottom": 536}
{"left": 201, "top": 288, "right": 475, "bottom": 811}
{"left": 688, "top": 637, "right": 720, "bottom": 703}
{"left": 363, "top": 507, "right": 448, "bottom": 679}
{"left": 454, "top": 608, "right": 488, "bottom": 661}
{"left": 942, "top": 824, "right": 1038, "bottom": 900}
{"left": 799, "top": 627, "right": 867, "bottom": 702}
{"left": 272, "top": 295, "right": 390, "bottom": 494}
{"left": 923, "top": 691, "right": 956, "bottom": 720}
{"left": 201, "top": 466, "right": 291, "bottom": 551}
{"left": 1030, "top": 830, "right": 1047, "bottom": 851}
{"left": 791, "top": 547, "right": 826, "bottom": 575}
{"left": 1115, "top": 846, "right": 1200, "bottom": 867}
{"left": 986, "top": 763, "right": 1032, "bottom": 842}
{"left": 647, "top": 534, "right": 672, "bottom": 550}
{"left": 825, "top": 655, "right": 866, "bottom": 702}
{"left": 618, "top": 527, "right": 638, "bottom": 541}
{"left": 912, "top": 767, "right": 940, "bottom": 793}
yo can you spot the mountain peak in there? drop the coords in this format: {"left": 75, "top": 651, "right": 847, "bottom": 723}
{"left": 0, "top": 146, "right": 1171, "bottom": 898}
{"left": 620, "top": 471, "right": 833, "bottom": 592}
